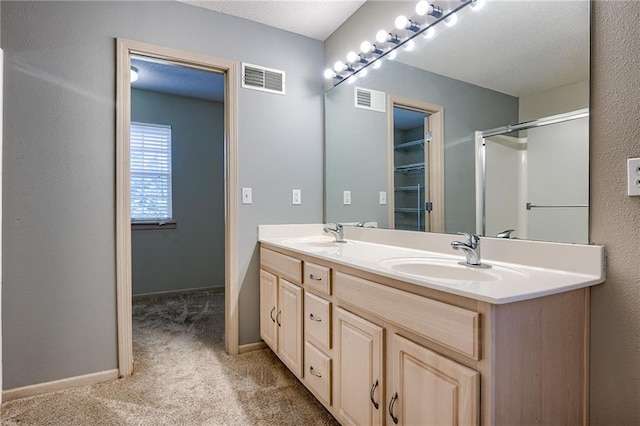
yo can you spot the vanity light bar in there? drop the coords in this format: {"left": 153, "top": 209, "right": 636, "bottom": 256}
{"left": 324, "top": 0, "right": 479, "bottom": 85}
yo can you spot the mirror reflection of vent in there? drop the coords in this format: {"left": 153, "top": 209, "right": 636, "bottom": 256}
{"left": 242, "top": 63, "right": 285, "bottom": 95}
{"left": 354, "top": 87, "right": 386, "bottom": 112}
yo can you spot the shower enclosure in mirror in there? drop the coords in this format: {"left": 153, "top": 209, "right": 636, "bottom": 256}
{"left": 324, "top": 0, "right": 590, "bottom": 244}
{"left": 476, "top": 109, "right": 589, "bottom": 244}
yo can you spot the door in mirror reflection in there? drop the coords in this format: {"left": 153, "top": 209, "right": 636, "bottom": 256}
{"left": 392, "top": 106, "right": 430, "bottom": 232}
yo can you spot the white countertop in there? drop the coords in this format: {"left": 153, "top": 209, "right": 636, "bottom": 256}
{"left": 258, "top": 224, "right": 606, "bottom": 304}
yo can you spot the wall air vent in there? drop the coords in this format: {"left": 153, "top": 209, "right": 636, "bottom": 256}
{"left": 242, "top": 63, "right": 285, "bottom": 95}
{"left": 354, "top": 87, "right": 386, "bottom": 112}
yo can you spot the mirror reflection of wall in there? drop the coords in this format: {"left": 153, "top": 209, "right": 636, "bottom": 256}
{"left": 324, "top": 0, "right": 589, "bottom": 244}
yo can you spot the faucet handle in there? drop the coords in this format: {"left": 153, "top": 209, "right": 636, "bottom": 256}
{"left": 496, "top": 229, "right": 515, "bottom": 238}
{"left": 457, "top": 232, "right": 480, "bottom": 246}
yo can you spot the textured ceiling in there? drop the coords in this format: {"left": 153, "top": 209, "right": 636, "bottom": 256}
{"left": 179, "top": 0, "right": 367, "bottom": 40}
{"left": 393, "top": 0, "right": 590, "bottom": 97}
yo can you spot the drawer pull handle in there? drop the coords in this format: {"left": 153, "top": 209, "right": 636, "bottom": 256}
{"left": 389, "top": 392, "right": 399, "bottom": 424}
{"left": 370, "top": 379, "right": 379, "bottom": 409}
{"left": 309, "top": 274, "right": 323, "bottom": 281}
{"left": 276, "top": 310, "right": 282, "bottom": 327}
{"left": 309, "top": 366, "right": 322, "bottom": 378}
{"left": 309, "top": 313, "right": 322, "bottom": 322}
{"left": 270, "top": 307, "right": 276, "bottom": 323}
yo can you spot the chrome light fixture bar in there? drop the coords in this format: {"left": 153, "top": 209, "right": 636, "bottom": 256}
{"left": 325, "top": 0, "right": 479, "bottom": 86}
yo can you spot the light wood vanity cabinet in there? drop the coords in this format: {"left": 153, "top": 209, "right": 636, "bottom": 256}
{"left": 260, "top": 245, "right": 589, "bottom": 426}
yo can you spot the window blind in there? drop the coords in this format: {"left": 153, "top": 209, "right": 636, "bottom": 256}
{"left": 130, "top": 122, "right": 173, "bottom": 221}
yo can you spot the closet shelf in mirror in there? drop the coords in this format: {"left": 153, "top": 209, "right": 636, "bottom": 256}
{"left": 395, "top": 162, "right": 425, "bottom": 173}
{"left": 394, "top": 139, "right": 424, "bottom": 151}
{"left": 395, "top": 208, "right": 422, "bottom": 213}
{"left": 395, "top": 185, "right": 423, "bottom": 192}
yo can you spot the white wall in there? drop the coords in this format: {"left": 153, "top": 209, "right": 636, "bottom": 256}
{"left": 519, "top": 80, "right": 589, "bottom": 121}
{"left": 131, "top": 89, "right": 225, "bottom": 295}
{"left": 1, "top": 1, "right": 323, "bottom": 390}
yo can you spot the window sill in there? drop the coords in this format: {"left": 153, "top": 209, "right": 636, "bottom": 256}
{"left": 131, "top": 221, "right": 177, "bottom": 231}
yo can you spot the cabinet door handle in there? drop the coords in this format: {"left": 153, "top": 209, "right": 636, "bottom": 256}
{"left": 389, "top": 392, "right": 399, "bottom": 424}
{"left": 270, "top": 307, "right": 276, "bottom": 323}
{"left": 309, "top": 366, "right": 322, "bottom": 378}
{"left": 309, "top": 313, "right": 322, "bottom": 322}
{"left": 276, "top": 310, "right": 282, "bottom": 327}
{"left": 370, "top": 379, "right": 379, "bottom": 410}
{"left": 309, "top": 274, "right": 322, "bottom": 281}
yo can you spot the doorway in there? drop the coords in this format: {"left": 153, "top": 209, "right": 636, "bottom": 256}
{"left": 387, "top": 96, "right": 445, "bottom": 233}
{"left": 116, "top": 39, "right": 239, "bottom": 377}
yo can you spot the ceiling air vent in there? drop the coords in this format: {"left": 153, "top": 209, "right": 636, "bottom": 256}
{"left": 354, "top": 87, "right": 386, "bottom": 112}
{"left": 242, "top": 63, "right": 285, "bottom": 95}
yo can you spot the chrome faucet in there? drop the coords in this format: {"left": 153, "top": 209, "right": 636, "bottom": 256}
{"left": 323, "top": 223, "right": 345, "bottom": 243}
{"left": 496, "top": 229, "right": 515, "bottom": 239}
{"left": 451, "top": 233, "right": 490, "bottom": 268}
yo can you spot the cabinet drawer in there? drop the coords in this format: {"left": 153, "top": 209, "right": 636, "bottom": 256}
{"left": 304, "top": 262, "right": 331, "bottom": 295}
{"left": 335, "top": 272, "right": 481, "bottom": 360}
{"left": 304, "top": 341, "right": 332, "bottom": 406}
{"left": 260, "top": 247, "right": 302, "bottom": 283}
{"left": 305, "top": 292, "right": 331, "bottom": 349}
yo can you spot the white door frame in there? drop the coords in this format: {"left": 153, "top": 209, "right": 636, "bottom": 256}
{"left": 115, "top": 39, "right": 239, "bottom": 376}
{"left": 387, "top": 95, "right": 445, "bottom": 233}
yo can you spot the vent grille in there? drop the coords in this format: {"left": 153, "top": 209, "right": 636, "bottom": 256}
{"left": 354, "top": 87, "right": 386, "bottom": 112}
{"left": 242, "top": 63, "right": 285, "bottom": 95}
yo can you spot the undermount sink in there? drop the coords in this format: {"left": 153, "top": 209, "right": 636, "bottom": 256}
{"left": 378, "top": 257, "right": 527, "bottom": 282}
{"left": 280, "top": 236, "right": 349, "bottom": 254}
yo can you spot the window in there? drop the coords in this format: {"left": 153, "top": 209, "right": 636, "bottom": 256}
{"left": 130, "top": 122, "right": 173, "bottom": 222}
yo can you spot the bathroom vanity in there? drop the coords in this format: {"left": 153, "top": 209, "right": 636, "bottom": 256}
{"left": 258, "top": 224, "right": 605, "bottom": 425}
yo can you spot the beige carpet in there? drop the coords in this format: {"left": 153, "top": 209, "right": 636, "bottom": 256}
{"left": 1, "top": 290, "right": 339, "bottom": 425}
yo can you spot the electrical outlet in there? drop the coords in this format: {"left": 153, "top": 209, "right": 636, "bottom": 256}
{"left": 242, "top": 187, "right": 252, "bottom": 204}
{"left": 292, "top": 189, "right": 301, "bottom": 205}
{"left": 627, "top": 158, "right": 640, "bottom": 196}
{"left": 343, "top": 191, "right": 351, "bottom": 205}
{"left": 379, "top": 191, "right": 387, "bottom": 205}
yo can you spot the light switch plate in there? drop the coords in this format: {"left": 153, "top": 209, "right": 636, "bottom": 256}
{"left": 292, "top": 189, "right": 301, "bottom": 205}
{"left": 242, "top": 187, "right": 252, "bottom": 204}
{"left": 379, "top": 191, "right": 387, "bottom": 205}
{"left": 343, "top": 191, "right": 351, "bottom": 205}
{"left": 628, "top": 158, "right": 640, "bottom": 196}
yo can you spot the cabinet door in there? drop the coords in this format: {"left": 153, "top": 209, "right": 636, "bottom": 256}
{"left": 278, "top": 279, "right": 303, "bottom": 378}
{"left": 334, "top": 307, "right": 384, "bottom": 426}
{"left": 259, "top": 269, "right": 278, "bottom": 352}
{"left": 389, "top": 334, "right": 479, "bottom": 426}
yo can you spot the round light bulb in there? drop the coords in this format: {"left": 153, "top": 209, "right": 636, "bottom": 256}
{"left": 395, "top": 15, "right": 408, "bottom": 30}
{"left": 376, "top": 30, "right": 389, "bottom": 43}
{"left": 373, "top": 60, "right": 382, "bottom": 69}
{"left": 470, "top": 0, "right": 485, "bottom": 11}
{"left": 388, "top": 50, "right": 397, "bottom": 60}
{"left": 130, "top": 67, "right": 139, "bottom": 83}
{"left": 360, "top": 68, "right": 368, "bottom": 78}
{"left": 334, "top": 61, "right": 345, "bottom": 72}
{"left": 346, "top": 51, "right": 358, "bottom": 63}
{"left": 444, "top": 12, "right": 458, "bottom": 27}
{"left": 423, "top": 27, "right": 435, "bottom": 39}
{"left": 360, "top": 40, "right": 372, "bottom": 54}
{"left": 415, "top": 0, "right": 431, "bottom": 16}
{"left": 403, "top": 40, "right": 415, "bottom": 51}
{"left": 347, "top": 75, "right": 357, "bottom": 84}
{"left": 324, "top": 69, "right": 335, "bottom": 79}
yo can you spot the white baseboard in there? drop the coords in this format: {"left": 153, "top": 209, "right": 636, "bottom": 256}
{"left": 238, "top": 341, "right": 267, "bottom": 354}
{"left": 2, "top": 369, "right": 119, "bottom": 402}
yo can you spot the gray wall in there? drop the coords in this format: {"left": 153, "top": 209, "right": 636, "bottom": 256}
{"left": 2, "top": 1, "right": 323, "bottom": 389}
{"left": 131, "top": 89, "right": 224, "bottom": 295}
{"left": 325, "top": 60, "right": 518, "bottom": 233}
{"left": 590, "top": 1, "right": 640, "bottom": 423}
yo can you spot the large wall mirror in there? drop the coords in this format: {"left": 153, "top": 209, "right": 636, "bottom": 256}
{"left": 324, "top": 0, "right": 590, "bottom": 244}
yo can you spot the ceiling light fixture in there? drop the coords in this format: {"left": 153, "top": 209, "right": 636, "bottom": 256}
{"left": 326, "top": 0, "right": 476, "bottom": 84}
{"left": 130, "top": 66, "right": 139, "bottom": 83}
